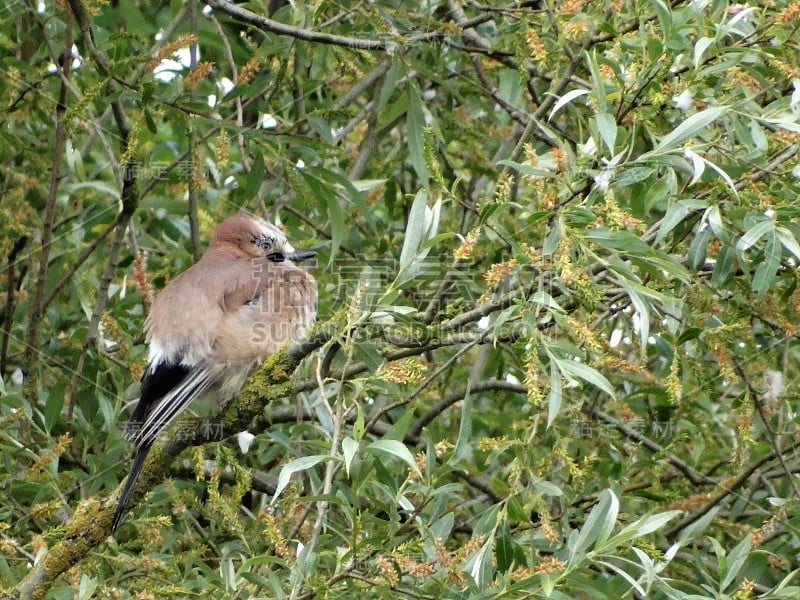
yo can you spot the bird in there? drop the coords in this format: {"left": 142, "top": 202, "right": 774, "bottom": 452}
{"left": 112, "top": 211, "right": 317, "bottom": 531}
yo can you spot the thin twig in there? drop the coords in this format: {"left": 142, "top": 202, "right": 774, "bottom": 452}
{"left": 23, "top": 11, "right": 73, "bottom": 399}
{"left": 731, "top": 357, "right": 800, "bottom": 502}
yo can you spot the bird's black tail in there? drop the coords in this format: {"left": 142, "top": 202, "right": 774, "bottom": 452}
{"left": 112, "top": 442, "right": 152, "bottom": 531}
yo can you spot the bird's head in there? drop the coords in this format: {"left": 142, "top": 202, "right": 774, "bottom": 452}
{"left": 213, "top": 212, "right": 316, "bottom": 262}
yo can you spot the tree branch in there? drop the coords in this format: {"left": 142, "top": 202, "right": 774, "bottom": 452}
{"left": 203, "top": 0, "right": 387, "bottom": 50}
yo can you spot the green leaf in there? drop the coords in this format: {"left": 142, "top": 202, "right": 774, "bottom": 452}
{"left": 656, "top": 199, "right": 708, "bottom": 243}
{"left": 653, "top": 106, "right": 728, "bottom": 153}
{"left": 585, "top": 51, "right": 608, "bottom": 114}
{"left": 342, "top": 437, "right": 359, "bottom": 477}
{"left": 685, "top": 148, "right": 705, "bottom": 185}
{"left": 555, "top": 357, "right": 616, "bottom": 399}
{"left": 495, "top": 521, "right": 514, "bottom": 572}
{"left": 549, "top": 88, "right": 590, "bottom": 120}
{"left": 648, "top": 0, "right": 672, "bottom": 34}
{"left": 366, "top": 440, "right": 421, "bottom": 476}
{"left": 399, "top": 189, "right": 428, "bottom": 272}
{"left": 712, "top": 244, "right": 736, "bottom": 285}
{"left": 776, "top": 227, "right": 800, "bottom": 262}
{"left": 378, "top": 60, "right": 403, "bottom": 110}
{"left": 496, "top": 159, "right": 556, "bottom": 179}
{"left": 467, "top": 537, "right": 494, "bottom": 586}
{"left": 570, "top": 489, "right": 619, "bottom": 561}
{"left": 608, "top": 510, "right": 682, "bottom": 548}
{"left": 406, "top": 83, "right": 429, "bottom": 189}
{"left": 688, "top": 227, "right": 711, "bottom": 271}
{"left": 677, "top": 507, "right": 721, "bottom": 542}
{"left": 326, "top": 188, "right": 346, "bottom": 265}
{"left": 450, "top": 386, "right": 472, "bottom": 463}
{"left": 721, "top": 535, "right": 751, "bottom": 591}
{"left": 595, "top": 113, "right": 617, "bottom": 154}
{"left": 77, "top": 574, "right": 98, "bottom": 600}
{"left": 693, "top": 37, "right": 714, "bottom": 70}
{"left": 698, "top": 152, "right": 738, "bottom": 196}
{"left": 704, "top": 204, "right": 727, "bottom": 240}
{"left": 614, "top": 166, "right": 654, "bottom": 187}
{"left": 243, "top": 151, "right": 266, "bottom": 199}
{"left": 737, "top": 218, "right": 774, "bottom": 252}
{"left": 547, "top": 361, "right": 563, "bottom": 427}
{"left": 272, "top": 455, "right": 337, "bottom": 502}
{"left": 752, "top": 231, "right": 781, "bottom": 297}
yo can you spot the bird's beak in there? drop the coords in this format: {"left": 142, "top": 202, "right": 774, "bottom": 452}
{"left": 286, "top": 249, "right": 316, "bottom": 262}
{"left": 267, "top": 249, "right": 316, "bottom": 262}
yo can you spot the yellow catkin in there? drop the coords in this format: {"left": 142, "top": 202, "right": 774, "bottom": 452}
{"left": 147, "top": 33, "right": 197, "bottom": 72}
{"left": 236, "top": 56, "right": 261, "bottom": 85}
{"left": 215, "top": 129, "right": 229, "bottom": 167}
{"left": 534, "top": 555, "right": 566, "bottom": 574}
{"left": 777, "top": 1, "right": 800, "bottom": 24}
{"left": 133, "top": 251, "right": 153, "bottom": 305}
{"left": 183, "top": 61, "right": 215, "bottom": 90}
{"left": 484, "top": 259, "right": 518, "bottom": 287}
{"left": 454, "top": 229, "right": 480, "bottom": 260}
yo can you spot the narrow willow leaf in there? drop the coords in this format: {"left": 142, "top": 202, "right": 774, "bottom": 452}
{"left": 244, "top": 152, "right": 266, "bottom": 200}
{"left": 584, "top": 51, "right": 608, "bottom": 114}
{"left": 496, "top": 159, "right": 556, "bottom": 178}
{"left": 721, "top": 535, "right": 751, "bottom": 591}
{"left": 342, "top": 437, "right": 359, "bottom": 477}
{"left": 367, "top": 439, "right": 421, "bottom": 476}
{"left": 711, "top": 244, "right": 735, "bottom": 285}
{"left": 736, "top": 219, "right": 774, "bottom": 252}
{"left": 556, "top": 357, "right": 616, "bottom": 399}
{"left": 597, "top": 560, "right": 646, "bottom": 596}
{"left": 752, "top": 232, "right": 781, "bottom": 298}
{"left": 547, "top": 361, "right": 562, "bottom": 427}
{"left": 596, "top": 113, "right": 617, "bottom": 154}
{"left": 677, "top": 506, "right": 721, "bottom": 542}
{"left": 399, "top": 189, "right": 428, "bottom": 271}
{"left": 704, "top": 205, "right": 726, "bottom": 240}
{"left": 611, "top": 510, "right": 682, "bottom": 546}
{"left": 467, "top": 537, "right": 494, "bottom": 586}
{"left": 378, "top": 60, "right": 402, "bottom": 110}
{"left": 595, "top": 489, "right": 620, "bottom": 547}
{"left": 620, "top": 280, "right": 650, "bottom": 352}
{"left": 327, "top": 189, "right": 345, "bottom": 265}
{"left": 451, "top": 386, "right": 472, "bottom": 463}
{"left": 571, "top": 489, "right": 618, "bottom": 561}
{"left": 693, "top": 37, "right": 714, "bottom": 70}
{"left": 653, "top": 106, "right": 728, "bottom": 153}
{"left": 684, "top": 148, "right": 705, "bottom": 185}
{"left": 406, "top": 84, "right": 429, "bottom": 188}
{"left": 273, "top": 455, "right": 336, "bottom": 502}
{"left": 688, "top": 228, "right": 712, "bottom": 271}
{"left": 549, "top": 88, "right": 590, "bottom": 120}
{"left": 615, "top": 166, "right": 654, "bottom": 187}
{"left": 656, "top": 199, "right": 708, "bottom": 243}
{"left": 495, "top": 521, "right": 514, "bottom": 572}
{"left": 699, "top": 153, "right": 738, "bottom": 196}
{"left": 776, "top": 227, "right": 800, "bottom": 262}
{"left": 648, "top": 0, "right": 672, "bottom": 34}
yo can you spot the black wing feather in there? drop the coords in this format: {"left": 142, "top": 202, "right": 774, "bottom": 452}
{"left": 131, "top": 362, "right": 191, "bottom": 427}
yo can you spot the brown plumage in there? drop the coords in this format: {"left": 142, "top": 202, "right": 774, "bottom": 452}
{"left": 113, "top": 212, "right": 316, "bottom": 531}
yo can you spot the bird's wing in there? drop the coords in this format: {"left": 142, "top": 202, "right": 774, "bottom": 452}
{"left": 144, "top": 256, "right": 232, "bottom": 366}
{"left": 132, "top": 367, "right": 214, "bottom": 450}
{"left": 129, "top": 255, "right": 254, "bottom": 442}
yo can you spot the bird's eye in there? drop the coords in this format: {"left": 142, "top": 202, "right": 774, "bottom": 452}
{"left": 256, "top": 235, "right": 274, "bottom": 250}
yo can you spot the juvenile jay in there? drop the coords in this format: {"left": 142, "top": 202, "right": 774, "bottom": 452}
{"left": 113, "top": 212, "right": 317, "bottom": 530}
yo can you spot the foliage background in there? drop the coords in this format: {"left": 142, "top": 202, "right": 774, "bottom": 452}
{"left": 2, "top": 0, "right": 800, "bottom": 597}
